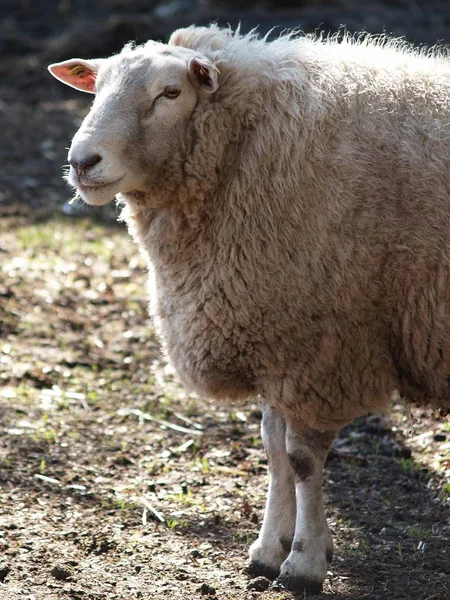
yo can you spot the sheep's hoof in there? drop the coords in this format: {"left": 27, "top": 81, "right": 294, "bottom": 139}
{"left": 246, "top": 560, "right": 280, "bottom": 581}
{"left": 273, "top": 574, "right": 323, "bottom": 594}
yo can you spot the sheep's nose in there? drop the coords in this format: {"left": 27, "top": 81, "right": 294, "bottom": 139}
{"left": 70, "top": 153, "right": 102, "bottom": 176}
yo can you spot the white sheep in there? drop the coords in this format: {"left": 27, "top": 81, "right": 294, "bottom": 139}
{"left": 48, "top": 26, "right": 450, "bottom": 592}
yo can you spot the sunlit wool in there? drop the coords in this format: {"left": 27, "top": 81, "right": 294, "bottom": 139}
{"left": 122, "top": 26, "right": 450, "bottom": 428}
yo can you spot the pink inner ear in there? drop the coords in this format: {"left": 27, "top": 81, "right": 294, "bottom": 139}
{"left": 50, "top": 63, "right": 97, "bottom": 93}
{"left": 189, "top": 58, "right": 219, "bottom": 93}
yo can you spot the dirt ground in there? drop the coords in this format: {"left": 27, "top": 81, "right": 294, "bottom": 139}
{"left": 1, "top": 3, "right": 450, "bottom": 599}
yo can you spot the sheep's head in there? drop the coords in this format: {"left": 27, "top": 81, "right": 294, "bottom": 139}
{"left": 48, "top": 42, "right": 219, "bottom": 206}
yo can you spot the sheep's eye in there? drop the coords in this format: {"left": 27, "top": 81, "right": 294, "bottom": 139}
{"left": 163, "top": 85, "right": 181, "bottom": 99}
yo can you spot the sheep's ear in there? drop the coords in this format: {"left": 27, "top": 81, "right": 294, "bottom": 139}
{"left": 48, "top": 59, "right": 103, "bottom": 94}
{"left": 188, "top": 57, "right": 219, "bottom": 94}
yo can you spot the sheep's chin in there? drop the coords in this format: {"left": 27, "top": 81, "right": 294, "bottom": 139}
{"left": 76, "top": 183, "right": 120, "bottom": 206}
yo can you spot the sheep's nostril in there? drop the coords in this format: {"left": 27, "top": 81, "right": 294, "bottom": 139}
{"left": 70, "top": 153, "right": 102, "bottom": 176}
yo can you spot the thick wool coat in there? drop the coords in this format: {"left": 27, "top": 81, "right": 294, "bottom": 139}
{"left": 121, "top": 26, "right": 450, "bottom": 429}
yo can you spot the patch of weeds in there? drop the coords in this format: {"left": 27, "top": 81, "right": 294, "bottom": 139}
{"left": 232, "top": 530, "right": 255, "bottom": 545}
{"left": 55, "top": 396, "right": 69, "bottom": 410}
{"left": 339, "top": 536, "right": 377, "bottom": 559}
{"left": 2, "top": 384, "right": 36, "bottom": 404}
{"left": 192, "top": 456, "right": 210, "bottom": 473}
{"left": 354, "top": 538, "right": 375, "bottom": 558}
{"left": 166, "top": 490, "right": 199, "bottom": 508}
{"left": 100, "top": 496, "right": 140, "bottom": 513}
{"left": 440, "top": 481, "right": 450, "bottom": 499}
{"left": 398, "top": 457, "right": 420, "bottom": 474}
{"left": 144, "top": 460, "right": 160, "bottom": 476}
{"left": 140, "top": 397, "right": 167, "bottom": 419}
{"left": 250, "top": 435, "right": 261, "bottom": 447}
{"left": 406, "top": 525, "right": 429, "bottom": 538}
{"left": 31, "top": 426, "right": 57, "bottom": 445}
{"left": 166, "top": 518, "right": 189, "bottom": 529}
{"left": 16, "top": 225, "right": 58, "bottom": 250}
{"left": 1, "top": 456, "right": 12, "bottom": 468}
{"left": 189, "top": 438, "right": 202, "bottom": 455}
{"left": 87, "top": 391, "right": 97, "bottom": 403}
{"left": 182, "top": 399, "right": 201, "bottom": 419}
{"left": 175, "top": 490, "right": 196, "bottom": 505}
{"left": 159, "top": 394, "right": 180, "bottom": 414}
{"left": 86, "top": 239, "right": 115, "bottom": 260}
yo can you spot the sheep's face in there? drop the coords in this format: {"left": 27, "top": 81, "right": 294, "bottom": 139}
{"left": 48, "top": 43, "right": 219, "bottom": 206}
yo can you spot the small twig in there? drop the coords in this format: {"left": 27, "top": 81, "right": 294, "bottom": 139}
{"left": 173, "top": 412, "right": 203, "bottom": 430}
{"left": 410, "top": 430, "right": 434, "bottom": 443}
{"left": 118, "top": 408, "right": 203, "bottom": 436}
{"left": 34, "top": 474, "right": 60, "bottom": 485}
{"left": 140, "top": 496, "right": 165, "bottom": 523}
{"left": 177, "top": 439, "right": 195, "bottom": 452}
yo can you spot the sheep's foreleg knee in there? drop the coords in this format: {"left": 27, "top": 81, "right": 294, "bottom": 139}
{"left": 248, "top": 405, "right": 296, "bottom": 579}
{"left": 276, "top": 425, "right": 334, "bottom": 593}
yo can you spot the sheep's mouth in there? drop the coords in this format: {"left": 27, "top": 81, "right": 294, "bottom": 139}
{"left": 73, "top": 177, "right": 125, "bottom": 206}
{"left": 76, "top": 176, "right": 124, "bottom": 190}
{"left": 66, "top": 164, "right": 125, "bottom": 189}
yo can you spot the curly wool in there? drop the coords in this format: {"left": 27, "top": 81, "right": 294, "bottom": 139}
{"left": 121, "top": 26, "right": 450, "bottom": 430}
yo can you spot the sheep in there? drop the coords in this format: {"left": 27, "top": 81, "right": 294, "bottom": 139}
{"left": 48, "top": 25, "right": 450, "bottom": 592}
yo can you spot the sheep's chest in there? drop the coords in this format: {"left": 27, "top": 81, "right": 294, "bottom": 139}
{"left": 153, "top": 270, "right": 259, "bottom": 400}
{"left": 129, "top": 206, "right": 286, "bottom": 400}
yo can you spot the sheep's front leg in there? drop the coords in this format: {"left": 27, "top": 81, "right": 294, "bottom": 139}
{"left": 248, "top": 405, "right": 296, "bottom": 578}
{"left": 276, "top": 425, "right": 335, "bottom": 593}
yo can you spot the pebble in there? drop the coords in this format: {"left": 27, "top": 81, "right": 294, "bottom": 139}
{"left": 50, "top": 564, "right": 72, "bottom": 580}
{"left": 199, "top": 582, "right": 216, "bottom": 596}
{"left": 0, "top": 565, "right": 11, "bottom": 582}
{"left": 392, "top": 444, "right": 412, "bottom": 458}
{"left": 247, "top": 576, "right": 271, "bottom": 591}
